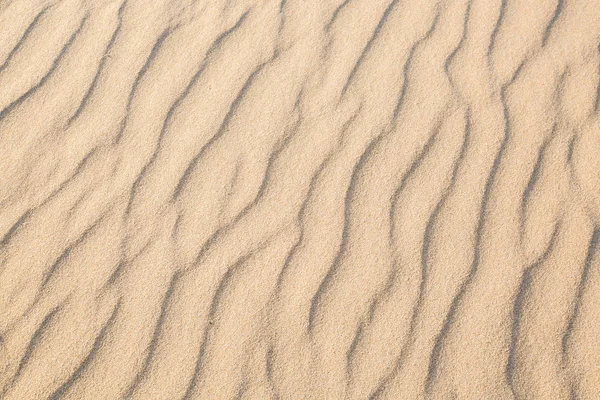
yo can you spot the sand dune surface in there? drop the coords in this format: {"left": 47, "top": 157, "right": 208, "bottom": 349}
{"left": 1, "top": 0, "right": 600, "bottom": 398}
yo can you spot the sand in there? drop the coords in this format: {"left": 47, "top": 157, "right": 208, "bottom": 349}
{"left": 0, "top": 0, "right": 599, "bottom": 398}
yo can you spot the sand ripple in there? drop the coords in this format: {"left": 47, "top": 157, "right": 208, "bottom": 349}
{"left": 0, "top": 0, "right": 599, "bottom": 398}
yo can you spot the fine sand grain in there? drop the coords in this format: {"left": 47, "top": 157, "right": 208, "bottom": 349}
{"left": 1, "top": 0, "right": 600, "bottom": 398}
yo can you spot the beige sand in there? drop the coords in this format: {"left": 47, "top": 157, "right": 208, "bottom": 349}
{"left": 1, "top": 0, "right": 600, "bottom": 398}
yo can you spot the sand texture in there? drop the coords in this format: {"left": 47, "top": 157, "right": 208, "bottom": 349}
{"left": 1, "top": 0, "right": 600, "bottom": 398}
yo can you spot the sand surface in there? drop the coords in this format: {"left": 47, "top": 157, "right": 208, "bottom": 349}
{"left": 1, "top": 0, "right": 600, "bottom": 398}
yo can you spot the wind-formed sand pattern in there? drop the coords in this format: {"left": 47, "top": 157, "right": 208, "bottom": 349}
{"left": 1, "top": 0, "right": 600, "bottom": 398}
